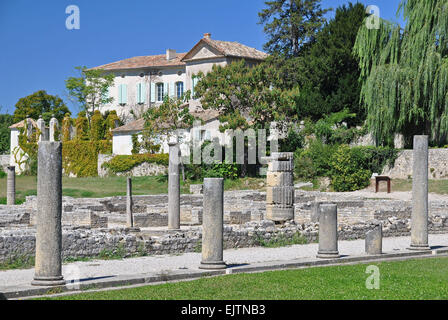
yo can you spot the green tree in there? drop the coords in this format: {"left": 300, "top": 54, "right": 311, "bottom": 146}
{"left": 258, "top": 0, "right": 330, "bottom": 56}
{"left": 354, "top": 0, "right": 448, "bottom": 147}
{"left": 65, "top": 66, "right": 115, "bottom": 118}
{"left": 13, "top": 90, "right": 70, "bottom": 123}
{"left": 142, "top": 92, "right": 195, "bottom": 153}
{"left": 267, "top": 2, "right": 366, "bottom": 124}
{"left": 194, "top": 60, "right": 299, "bottom": 130}
{"left": 0, "top": 107, "right": 14, "bottom": 154}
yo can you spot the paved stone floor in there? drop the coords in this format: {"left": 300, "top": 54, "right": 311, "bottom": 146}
{"left": 1, "top": 233, "right": 447, "bottom": 295}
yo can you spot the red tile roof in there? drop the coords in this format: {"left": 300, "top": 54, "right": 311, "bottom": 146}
{"left": 112, "top": 108, "right": 220, "bottom": 133}
{"left": 182, "top": 38, "right": 268, "bottom": 61}
{"left": 9, "top": 119, "right": 38, "bottom": 129}
{"left": 91, "top": 53, "right": 188, "bottom": 71}
{"left": 91, "top": 37, "right": 268, "bottom": 71}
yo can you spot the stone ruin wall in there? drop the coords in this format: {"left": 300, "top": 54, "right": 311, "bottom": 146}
{"left": 382, "top": 148, "right": 448, "bottom": 179}
{"left": 1, "top": 190, "right": 448, "bottom": 263}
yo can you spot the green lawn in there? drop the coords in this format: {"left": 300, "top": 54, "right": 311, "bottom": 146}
{"left": 0, "top": 176, "right": 266, "bottom": 203}
{"left": 42, "top": 257, "right": 448, "bottom": 300}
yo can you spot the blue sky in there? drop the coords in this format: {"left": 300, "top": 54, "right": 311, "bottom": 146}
{"left": 0, "top": 0, "right": 403, "bottom": 116}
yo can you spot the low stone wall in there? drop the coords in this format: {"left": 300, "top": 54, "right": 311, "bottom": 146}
{"left": 381, "top": 148, "right": 448, "bottom": 179}
{"left": 1, "top": 215, "right": 448, "bottom": 263}
{"left": 97, "top": 153, "right": 167, "bottom": 177}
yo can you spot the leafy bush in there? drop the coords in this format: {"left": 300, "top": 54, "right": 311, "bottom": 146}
{"left": 329, "top": 145, "right": 398, "bottom": 191}
{"left": 63, "top": 140, "right": 112, "bottom": 177}
{"left": 330, "top": 145, "right": 372, "bottom": 191}
{"left": 0, "top": 166, "right": 5, "bottom": 178}
{"left": 294, "top": 140, "right": 337, "bottom": 179}
{"left": 102, "top": 153, "right": 169, "bottom": 174}
{"left": 90, "top": 110, "right": 105, "bottom": 141}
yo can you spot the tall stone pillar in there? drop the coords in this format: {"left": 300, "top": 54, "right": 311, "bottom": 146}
{"left": 200, "top": 178, "right": 226, "bottom": 270}
{"left": 6, "top": 166, "right": 15, "bottom": 205}
{"left": 32, "top": 141, "right": 65, "bottom": 286}
{"left": 265, "top": 152, "right": 294, "bottom": 222}
{"left": 168, "top": 136, "right": 180, "bottom": 230}
{"left": 409, "top": 135, "right": 431, "bottom": 250}
{"left": 317, "top": 204, "right": 340, "bottom": 259}
{"left": 37, "top": 116, "right": 47, "bottom": 142}
{"left": 126, "top": 177, "right": 134, "bottom": 228}
{"left": 49, "top": 115, "right": 59, "bottom": 142}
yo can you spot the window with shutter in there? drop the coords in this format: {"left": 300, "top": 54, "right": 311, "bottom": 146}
{"left": 151, "top": 83, "right": 156, "bottom": 103}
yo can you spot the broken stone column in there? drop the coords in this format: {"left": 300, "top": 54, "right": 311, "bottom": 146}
{"left": 37, "top": 116, "right": 46, "bottom": 142}
{"left": 200, "top": 178, "right": 226, "bottom": 270}
{"left": 49, "top": 115, "right": 59, "bottom": 142}
{"left": 168, "top": 136, "right": 180, "bottom": 230}
{"left": 6, "top": 166, "right": 15, "bottom": 205}
{"left": 409, "top": 135, "right": 431, "bottom": 250}
{"left": 317, "top": 204, "right": 340, "bottom": 259}
{"left": 266, "top": 152, "right": 294, "bottom": 222}
{"left": 126, "top": 177, "right": 133, "bottom": 228}
{"left": 366, "top": 224, "right": 382, "bottom": 255}
{"left": 32, "top": 141, "right": 65, "bottom": 286}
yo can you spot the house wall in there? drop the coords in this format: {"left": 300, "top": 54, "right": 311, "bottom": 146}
{"left": 100, "top": 67, "right": 187, "bottom": 123}
{"left": 9, "top": 129, "right": 27, "bottom": 174}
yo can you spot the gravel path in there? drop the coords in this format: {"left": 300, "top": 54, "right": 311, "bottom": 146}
{"left": 1, "top": 233, "right": 447, "bottom": 289}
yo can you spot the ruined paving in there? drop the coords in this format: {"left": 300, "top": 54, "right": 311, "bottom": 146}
{"left": 1, "top": 233, "right": 447, "bottom": 298}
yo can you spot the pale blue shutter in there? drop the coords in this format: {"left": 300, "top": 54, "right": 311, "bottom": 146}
{"left": 150, "top": 83, "right": 156, "bottom": 102}
{"left": 118, "top": 85, "right": 122, "bottom": 104}
{"left": 141, "top": 83, "right": 146, "bottom": 103}
{"left": 170, "top": 82, "right": 175, "bottom": 98}
{"left": 122, "top": 84, "right": 127, "bottom": 104}
{"left": 163, "top": 83, "right": 168, "bottom": 98}
{"left": 136, "top": 83, "right": 141, "bottom": 103}
{"left": 192, "top": 77, "right": 198, "bottom": 98}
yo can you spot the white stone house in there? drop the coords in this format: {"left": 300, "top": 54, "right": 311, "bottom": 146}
{"left": 91, "top": 33, "right": 268, "bottom": 155}
{"left": 8, "top": 119, "right": 38, "bottom": 174}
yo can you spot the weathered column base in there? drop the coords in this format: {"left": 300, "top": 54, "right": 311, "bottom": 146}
{"left": 199, "top": 261, "right": 227, "bottom": 270}
{"left": 31, "top": 276, "right": 66, "bottom": 287}
{"left": 265, "top": 205, "right": 294, "bottom": 222}
{"left": 407, "top": 244, "right": 431, "bottom": 251}
{"left": 316, "top": 250, "right": 340, "bottom": 259}
{"left": 365, "top": 224, "right": 382, "bottom": 255}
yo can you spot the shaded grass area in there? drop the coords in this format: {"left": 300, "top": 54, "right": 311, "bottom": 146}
{"left": 41, "top": 257, "right": 448, "bottom": 300}
{"left": 0, "top": 176, "right": 266, "bottom": 202}
{"left": 388, "top": 179, "right": 448, "bottom": 194}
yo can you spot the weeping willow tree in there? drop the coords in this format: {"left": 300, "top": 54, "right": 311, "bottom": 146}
{"left": 354, "top": 0, "right": 448, "bottom": 147}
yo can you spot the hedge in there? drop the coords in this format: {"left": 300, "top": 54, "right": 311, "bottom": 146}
{"left": 63, "top": 140, "right": 112, "bottom": 177}
{"left": 102, "top": 153, "right": 169, "bottom": 174}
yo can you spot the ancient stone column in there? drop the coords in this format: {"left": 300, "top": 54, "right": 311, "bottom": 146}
{"left": 265, "top": 152, "right": 294, "bottom": 222}
{"left": 6, "top": 166, "right": 15, "bottom": 206}
{"left": 365, "top": 224, "right": 382, "bottom": 255}
{"left": 32, "top": 141, "right": 65, "bottom": 286}
{"left": 317, "top": 204, "right": 340, "bottom": 259}
{"left": 126, "top": 177, "right": 133, "bottom": 228}
{"left": 168, "top": 136, "right": 180, "bottom": 230}
{"left": 37, "top": 116, "right": 46, "bottom": 142}
{"left": 49, "top": 115, "right": 59, "bottom": 142}
{"left": 200, "top": 178, "right": 226, "bottom": 270}
{"left": 409, "top": 135, "right": 431, "bottom": 250}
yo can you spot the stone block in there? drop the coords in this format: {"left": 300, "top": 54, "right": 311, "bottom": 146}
{"left": 265, "top": 204, "right": 294, "bottom": 222}
{"left": 266, "top": 172, "right": 293, "bottom": 187}
{"left": 268, "top": 159, "right": 294, "bottom": 172}
{"left": 270, "top": 152, "right": 294, "bottom": 161}
{"left": 266, "top": 186, "right": 295, "bottom": 205}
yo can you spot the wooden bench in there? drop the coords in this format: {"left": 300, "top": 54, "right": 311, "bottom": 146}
{"left": 375, "top": 176, "right": 391, "bottom": 193}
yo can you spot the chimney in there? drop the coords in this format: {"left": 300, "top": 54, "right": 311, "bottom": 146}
{"left": 166, "top": 49, "right": 176, "bottom": 60}
{"left": 203, "top": 33, "right": 212, "bottom": 39}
